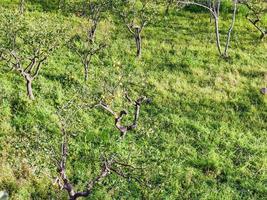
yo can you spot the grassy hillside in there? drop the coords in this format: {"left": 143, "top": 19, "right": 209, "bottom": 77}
{"left": 0, "top": 1, "right": 266, "bottom": 200}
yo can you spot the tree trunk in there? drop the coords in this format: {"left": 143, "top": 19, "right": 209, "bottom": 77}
{"left": 215, "top": 0, "right": 220, "bottom": 18}
{"left": 83, "top": 56, "right": 91, "bottom": 82}
{"left": 249, "top": 20, "right": 267, "bottom": 41}
{"left": 26, "top": 78, "right": 34, "bottom": 100}
{"left": 214, "top": 16, "right": 222, "bottom": 55}
{"left": 135, "top": 33, "right": 142, "bottom": 58}
{"left": 223, "top": 0, "right": 237, "bottom": 57}
{"left": 69, "top": 196, "right": 76, "bottom": 200}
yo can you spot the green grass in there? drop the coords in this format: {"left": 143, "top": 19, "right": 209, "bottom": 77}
{"left": 0, "top": 2, "right": 267, "bottom": 200}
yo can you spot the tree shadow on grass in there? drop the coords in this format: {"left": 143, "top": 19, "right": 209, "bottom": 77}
{"left": 27, "top": 0, "right": 59, "bottom": 12}
{"left": 41, "top": 73, "right": 81, "bottom": 88}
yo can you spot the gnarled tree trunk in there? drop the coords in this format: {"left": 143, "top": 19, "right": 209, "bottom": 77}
{"left": 26, "top": 77, "right": 34, "bottom": 100}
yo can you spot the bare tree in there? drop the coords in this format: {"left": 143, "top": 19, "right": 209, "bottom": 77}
{"left": 177, "top": 0, "right": 238, "bottom": 57}
{"left": 117, "top": 0, "right": 155, "bottom": 58}
{"left": 54, "top": 114, "right": 138, "bottom": 200}
{"left": 68, "top": 0, "right": 108, "bottom": 81}
{"left": 126, "top": 22, "right": 146, "bottom": 58}
{"left": 56, "top": 128, "right": 111, "bottom": 200}
{"left": 69, "top": 34, "right": 106, "bottom": 81}
{"left": 97, "top": 93, "right": 150, "bottom": 138}
{"left": 1, "top": 51, "right": 48, "bottom": 100}
{"left": 208, "top": 0, "right": 213, "bottom": 23}
{"left": 0, "top": 11, "right": 66, "bottom": 100}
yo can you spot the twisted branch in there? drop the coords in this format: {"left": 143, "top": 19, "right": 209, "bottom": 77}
{"left": 56, "top": 123, "right": 122, "bottom": 200}
{"left": 98, "top": 94, "right": 149, "bottom": 138}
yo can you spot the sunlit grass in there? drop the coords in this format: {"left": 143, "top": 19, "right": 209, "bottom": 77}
{"left": 0, "top": 2, "right": 266, "bottom": 200}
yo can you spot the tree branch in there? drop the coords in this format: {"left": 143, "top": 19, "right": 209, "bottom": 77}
{"left": 32, "top": 56, "right": 47, "bottom": 78}
{"left": 98, "top": 101, "right": 116, "bottom": 116}
{"left": 126, "top": 24, "right": 135, "bottom": 35}
{"left": 25, "top": 57, "right": 36, "bottom": 73}
{"left": 98, "top": 94, "right": 149, "bottom": 138}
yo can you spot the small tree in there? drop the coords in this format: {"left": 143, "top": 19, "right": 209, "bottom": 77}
{"left": 177, "top": 0, "right": 238, "bottom": 57}
{"left": 54, "top": 104, "right": 138, "bottom": 200}
{"left": 0, "top": 10, "right": 66, "bottom": 100}
{"left": 68, "top": 33, "right": 106, "bottom": 82}
{"left": 116, "top": 0, "right": 156, "bottom": 58}
{"left": 68, "top": 0, "right": 108, "bottom": 81}
{"left": 240, "top": 0, "right": 267, "bottom": 40}
{"left": 56, "top": 127, "right": 129, "bottom": 200}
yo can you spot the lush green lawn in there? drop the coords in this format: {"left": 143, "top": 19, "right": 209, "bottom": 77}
{"left": 0, "top": 1, "right": 266, "bottom": 200}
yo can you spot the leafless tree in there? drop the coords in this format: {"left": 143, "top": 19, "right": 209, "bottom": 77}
{"left": 97, "top": 93, "right": 150, "bottom": 138}
{"left": 0, "top": 12, "right": 66, "bottom": 100}
{"left": 54, "top": 116, "right": 138, "bottom": 200}
{"left": 56, "top": 128, "right": 110, "bottom": 200}
{"left": 1, "top": 50, "right": 50, "bottom": 100}
{"left": 224, "top": 0, "right": 238, "bottom": 57}
{"left": 69, "top": 0, "right": 108, "bottom": 81}
{"left": 177, "top": 0, "right": 238, "bottom": 57}
{"left": 69, "top": 34, "right": 106, "bottom": 81}
{"left": 126, "top": 21, "right": 146, "bottom": 58}
{"left": 119, "top": 1, "right": 155, "bottom": 58}
{"left": 207, "top": 0, "right": 213, "bottom": 22}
